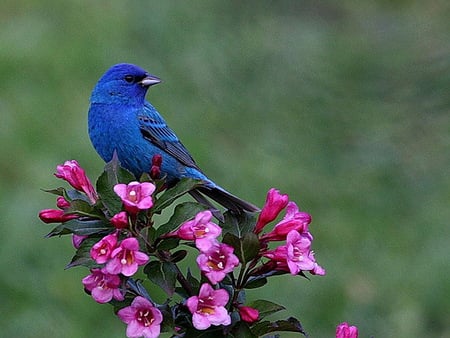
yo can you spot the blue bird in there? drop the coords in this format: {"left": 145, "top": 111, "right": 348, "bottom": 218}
{"left": 88, "top": 63, "right": 258, "bottom": 214}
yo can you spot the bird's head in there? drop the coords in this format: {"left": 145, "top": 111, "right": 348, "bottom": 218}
{"left": 90, "top": 63, "right": 161, "bottom": 104}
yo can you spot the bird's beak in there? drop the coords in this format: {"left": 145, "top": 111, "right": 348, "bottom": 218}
{"left": 139, "top": 74, "right": 162, "bottom": 87}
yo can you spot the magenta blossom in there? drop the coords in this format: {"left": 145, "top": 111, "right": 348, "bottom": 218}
{"left": 254, "top": 188, "right": 289, "bottom": 234}
{"left": 82, "top": 268, "right": 124, "bottom": 303}
{"left": 238, "top": 305, "right": 259, "bottom": 323}
{"left": 336, "top": 322, "right": 359, "bottom": 338}
{"left": 38, "top": 208, "right": 78, "bottom": 224}
{"left": 197, "top": 242, "right": 240, "bottom": 284}
{"left": 186, "top": 283, "right": 231, "bottom": 330}
{"left": 55, "top": 160, "right": 98, "bottom": 203}
{"left": 114, "top": 181, "right": 155, "bottom": 214}
{"left": 117, "top": 296, "right": 163, "bottom": 338}
{"left": 106, "top": 237, "right": 149, "bottom": 276}
{"left": 111, "top": 211, "right": 129, "bottom": 229}
{"left": 174, "top": 210, "right": 221, "bottom": 251}
{"left": 286, "top": 230, "right": 316, "bottom": 274}
{"left": 261, "top": 202, "right": 311, "bottom": 242}
{"left": 90, "top": 233, "right": 118, "bottom": 264}
{"left": 263, "top": 230, "right": 324, "bottom": 276}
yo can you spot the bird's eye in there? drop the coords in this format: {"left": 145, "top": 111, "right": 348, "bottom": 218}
{"left": 124, "top": 75, "right": 135, "bottom": 83}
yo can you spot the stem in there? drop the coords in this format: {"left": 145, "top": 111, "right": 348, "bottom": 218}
{"left": 173, "top": 263, "right": 194, "bottom": 297}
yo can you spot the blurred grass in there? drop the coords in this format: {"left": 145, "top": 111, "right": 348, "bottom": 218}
{"left": 1, "top": 1, "right": 449, "bottom": 337}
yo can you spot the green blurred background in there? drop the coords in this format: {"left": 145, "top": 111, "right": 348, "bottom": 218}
{"left": 1, "top": 1, "right": 449, "bottom": 337}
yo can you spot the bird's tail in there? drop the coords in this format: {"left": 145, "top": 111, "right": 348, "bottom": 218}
{"left": 190, "top": 186, "right": 260, "bottom": 216}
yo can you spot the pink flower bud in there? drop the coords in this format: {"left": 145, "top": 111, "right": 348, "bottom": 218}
{"left": 110, "top": 211, "right": 129, "bottom": 229}
{"left": 254, "top": 188, "right": 289, "bottom": 234}
{"left": 38, "top": 209, "right": 78, "bottom": 223}
{"left": 238, "top": 306, "right": 259, "bottom": 323}
{"left": 72, "top": 234, "right": 88, "bottom": 249}
{"left": 55, "top": 160, "right": 98, "bottom": 203}
{"left": 56, "top": 196, "right": 71, "bottom": 209}
{"left": 150, "top": 154, "right": 163, "bottom": 179}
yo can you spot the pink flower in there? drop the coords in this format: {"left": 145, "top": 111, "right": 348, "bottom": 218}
{"left": 72, "top": 234, "right": 88, "bottom": 249}
{"left": 114, "top": 181, "right": 155, "bottom": 214}
{"left": 197, "top": 242, "right": 240, "bottom": 284}
{"left": 238, "top": 306, "right": 259, "bottom": 323}
{"left": 286, "top": 230, "right": 316, "bottom": 274}
{"left": 111, "top": 211, "right": 129, "bottom": 229}
{"left": 38, "top": 209, "right": 78, "bottom": 223}
{"left": 174, "top": 210, "right": 221, "bottom": 251}
{"left": 261, "top": 202, "right": 311, "bottom": 241}
{"left": 186, "top": 283, "right": 231, "bottom": 330}
{"left": 90, "top": 233, "right": 118, "bottom": 264}
{"left": 82, "top": 268, "right": 124, "bottom": 303}
{"left": 106, "top": 237, "right": 149, "bottom": 276}
{"left": 117, "top": 296, "right": 163, "bottom": 338}
{"left": 55, "top": 160, "right": 98, "bottom": 203}
{"left": 254, "top": 188, "right": 289, "bottom": 234}
{"left": 263, "top": 230, "right": 324, "bottom": 276}
{"left": 336, "top": 322, "right": 359, "bottom": 338}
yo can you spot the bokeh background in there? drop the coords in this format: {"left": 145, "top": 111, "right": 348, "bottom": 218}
{"left": 1, "top": 1, "right": 449, "bottom": 337}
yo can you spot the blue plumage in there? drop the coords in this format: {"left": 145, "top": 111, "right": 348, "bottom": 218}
{"left": 88, "top": 63, "right": 258, "bottom": 213}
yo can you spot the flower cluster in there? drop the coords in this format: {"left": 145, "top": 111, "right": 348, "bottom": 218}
{"left": 39, "top": 159, "right": 359, "bottom": 337}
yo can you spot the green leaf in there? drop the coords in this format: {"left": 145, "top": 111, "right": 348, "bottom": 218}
{"left": 221, "top": 210, "right": 258, "bottom": 238}
{"left": 156, "top": 237, "right": 180, "bottom": 251}
{"left": 96, "top": 156, "right": 135, "bottom": 215}
{"left": 222, "top": 232, "right": 260, "bottom": 265}
{"left": 66, "top": 199, "right": 103, "bottom": 218}
{"left": 247, "top": 300, "right": 285, "bottom": 320}
{"left": 66, "top": 237, "right": 101, "bottom": 269}
{"left": 251, "top": 317, "right": 307, "bottom": 337}
{"left": 144, "top": 261, "right": 178, "bottom": 296}
{"left": 170, "top": 250, "right": 187, "bottom": 263}
{"left": 43, "top": 187, "right": 66, "bottom": 196}
{"left": 231, "top": 322, "right": 258, "bottom": 338}
{"left": 152, "top": 178, "right": 204, "bottom": 213}
{"left": 45, "top": 223, "right": 72, "bottom": 237}
{"left": 61, "top": 219, "right": 113, "bottom": 236}
{"left": 155, "top": 201, "right": 208, "bottom": 238}
{"left": 244, "top": 277, "right": 267, "bottom": 289}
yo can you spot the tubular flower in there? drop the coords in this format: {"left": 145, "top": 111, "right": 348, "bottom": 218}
{"left": 186, "top": 283, "right": 231, "bottom": 330}
{"left": 114, "top": 181, "right": 155, "bottom": 214}
{"left": 196, "top": 242, "right": 240, "bottom": 284}
{"left": 82, "top": 268, "right": 124, "bottom": 303}
{"left": 263, "top": 230, "right": 324, "bottom": 276}
{"left": 261, "top": 202, "right": 311, "bottom": 242}
{"left": 117, "top": 296, "right": 163, "bottom": 338}
{"left": 106, "top": 237, "right": 149, "bottom": 276}
{"left": 254, "top": 188, "right": 289, "bottom": 234}
{"left": 90, "top": 233, "right": 118, "bottom": 264}
{"left": 55, "top": 160, "right": 98, "bottom": 203}
{"left": 174, "top": 210, "right": 221, "bottom": 251}
{"left": 336, "top": 322, "right": 359, "bottom": 338}
{"left": 38, "top": 209, "right": 78, "bottom": 224}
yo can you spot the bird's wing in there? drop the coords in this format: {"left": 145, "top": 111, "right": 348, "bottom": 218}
{"left": 138, "top": 102, "right": 202, "bottom": 171}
